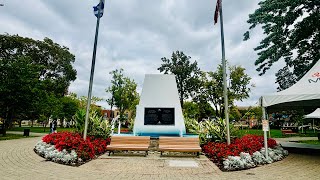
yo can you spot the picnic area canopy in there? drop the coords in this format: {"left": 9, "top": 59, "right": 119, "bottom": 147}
{"left": 304, "top": 108, "right": 320, "bottom": 119}
{"left": 260, "top": 60, "right": 320, "bottom": 109}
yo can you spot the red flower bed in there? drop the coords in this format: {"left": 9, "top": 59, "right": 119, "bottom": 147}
{"left": 202, "top": 135, "right": 277, "bottom": 163}
{"left": 42, "top": 132, "right": 110, "bottom": 161}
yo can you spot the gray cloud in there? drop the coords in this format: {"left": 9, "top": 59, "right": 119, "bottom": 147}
{"left": 0, "top": 0, "right": 283, "bottom": 109}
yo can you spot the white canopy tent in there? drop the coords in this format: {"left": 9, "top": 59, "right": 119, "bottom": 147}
{"left": 304, "top": 108, "right": 320, "bottom": 133}
{"left": 259, "top": 60, "right": 320, "bottom": 133}
{"left": 261, "top": 60, "right": 320, "bottom": 108}
{"left": 304, "top": 108, "right": 320, "bottom": 119}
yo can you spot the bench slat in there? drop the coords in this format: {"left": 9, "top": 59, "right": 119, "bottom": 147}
{"left": 107, "top": 136, "right": 150, "bottom": 156}
{"left": 158, "top": 137, "right": 201, "bottom": 155}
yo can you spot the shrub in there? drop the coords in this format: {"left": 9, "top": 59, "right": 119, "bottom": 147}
{"left": 203, "top": 135, "right": 289, "bottom": 171}
{"left": 202, "top": 135, "right": 279, "bottom": 163}
{"left": 34, "top": 141, "right": 78, "bottom": 165}
{"left": 184, "top": 118, "right": 237, "bottom": 144}
{"left": 41, "top": 132, "right": 110, "bottom": 161}
{"left": 74, "top": 109, "right": 111, "bottom": 139}
{"left": 223, "top": 152, "right": 256, "bottom": 170}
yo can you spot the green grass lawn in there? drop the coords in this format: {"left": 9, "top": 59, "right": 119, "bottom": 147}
{"left": 9, "top": 126, "right": 75, "bottom": 133}
{"left": 0, "top": 133, "right": 35, "bottom": 141}
{"left": 297, "top": 140, "right": 320, "bottom": 145}
{"left": 237, "top": 129, "right": 318, "bottom": 138}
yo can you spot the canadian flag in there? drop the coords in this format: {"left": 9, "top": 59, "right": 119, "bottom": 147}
{"left": 214, "top": 0, "right": 221, "bottom": 24}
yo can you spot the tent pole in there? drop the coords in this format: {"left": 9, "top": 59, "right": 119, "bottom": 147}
{"left": 260, "top": 97, "right": 268, "bottom": 158}
{"left": 267, "top": 113, "right": 271, "bottom": 138}
{"left": 313, "top": 119, "right": 315, "bottom": 133}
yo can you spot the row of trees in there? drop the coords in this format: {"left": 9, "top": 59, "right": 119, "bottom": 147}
{"left": 158, "top": 51, "right": 252, "bottom": 121}
{"left": 104, "top": 51, "right": 252, "bottom": 123}
{"left": 0, "top": 34, "right": 77, "bottom": 135}
{"left": 105, "top": 0, "right": 320, "bottom": 123}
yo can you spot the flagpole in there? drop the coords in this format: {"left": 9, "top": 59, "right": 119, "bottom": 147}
{"left": 84, "top": 0, "right": 103, "bottom": 140}
{"left": 219, "top": 0, "right": 230, "bottom": 145}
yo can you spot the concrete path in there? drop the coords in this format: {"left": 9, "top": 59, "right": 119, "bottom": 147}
{"left": 275, "top": 136, "right": 318, "bottom": 143}
{"left": 0, "top": 137, "right": 320, "bottom": 180}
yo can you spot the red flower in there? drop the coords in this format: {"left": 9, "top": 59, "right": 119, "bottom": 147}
{"left": 202, "top": 135, "right": 278, "bottom": 163}
{"left": 42, "top": 132, "right": 110, "bottom": 161}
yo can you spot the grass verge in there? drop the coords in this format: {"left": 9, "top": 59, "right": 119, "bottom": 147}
{"left": 297, "top": 140, "right": 320, "bottom": 145}
{"left": 237, "top": 129, "right": 318, "bottom": 138}
{"left": 9, "top": 127, "right": 75, "bottom": 133}
{"left": 0, "top": 133, "right": 35, "bottom": 141}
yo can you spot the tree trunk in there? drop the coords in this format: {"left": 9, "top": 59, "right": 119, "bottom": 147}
{"left": 215, "top": 105, "right": 219, "bottom": 118}
{"left": 19, "top": 119, "right": 22, "bottom": 127}
{"left": 31, "top": 119, "right": 34, "bottom": 127}
{"left": 3, "top": 108, "right": 14, "bottom": 136}
{"left": 2, "top": 121, "right": 6, "bottom": 136}
{"left": 179, "top": 79, "right": 184, "bottom": 108}
{"left": 110, "top": 103, "right": 114, "bottom": 120}
{"left": 43, "top": 117, "right": 49, "bottom": 132}
{"left": 220, "top": 107, "right": 224, "bottom": 119}
{"left": 180, "top": 98, "right": 183, "bottom": 108}
{"left": 6, "top": 107, "right": 15, "bottom": 129}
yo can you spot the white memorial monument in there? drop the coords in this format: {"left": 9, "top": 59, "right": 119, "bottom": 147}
{"left": 133, "top": 74, "right": 186, "bottom": 136}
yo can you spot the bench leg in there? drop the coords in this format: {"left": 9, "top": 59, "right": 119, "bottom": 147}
{"left": 108, "top": 151, "right": 112, "bottom": 156}
{"left": 196, "top": 152, "right": 200, "bottom": 157}
{"left": 145, "top": 151, "right": 148, "bottom": 157}
{"left": 160, "top": 151, "right": 163, "bottom": 156}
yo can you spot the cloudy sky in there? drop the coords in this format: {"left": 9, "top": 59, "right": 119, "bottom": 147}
{"left": 0, "top": 0, "right": 284, "bottom": 109}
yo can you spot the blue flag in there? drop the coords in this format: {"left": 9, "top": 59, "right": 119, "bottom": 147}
{"left": 93, "top": 0, "right": 105, "bottom": 18}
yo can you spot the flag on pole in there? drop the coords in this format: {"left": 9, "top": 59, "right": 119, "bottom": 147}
{"left": 214, "top": 0, "right": 221, "bottom": 24}
{"left": 93, "top": 0, "right": 105, "bottom": 18}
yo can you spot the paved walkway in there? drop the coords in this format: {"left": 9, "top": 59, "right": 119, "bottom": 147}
{"left": 0, "top": 137, "right": 320, "bottom": 180}
{"left": 275, "top": 136, "right": 318, "bottom": 143}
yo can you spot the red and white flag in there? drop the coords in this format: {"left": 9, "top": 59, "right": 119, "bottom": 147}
{"left": 214, "top": 0, "right": 221, "bottom": 24}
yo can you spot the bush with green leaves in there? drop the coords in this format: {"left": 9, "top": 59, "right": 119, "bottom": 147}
{"left": 127, "top": 118, "right": 135, "bottom": 132}
{"left": 184, "top": 117, "right": 200, "bottom": 134}
{"left": 184, "top": 117, "right": 237, "bottom": 144}
{"left": 73, "top": 109, "right": 111, "bottom": 139}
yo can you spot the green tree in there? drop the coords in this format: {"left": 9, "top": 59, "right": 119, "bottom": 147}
{"left": 158, "top": 51, "right": 201, "bottom": 107}
{"left": 58, "top": 96, "right": 79, "bottom": 127}
{"left": 106, "top": 69, "right": 139, "bottom": 122}
{"left": 197, "top": 65, "right": 251, "bottom": 118}
{"left": 183, "top": 101, "right": 200, "bottom": 119}
{"left": 229, "top": 106, "right": 242, "bottom": 121}
{"left": 34, "top": 92, "right": 61, "bottom": 131}
{"left": 0, "top": 34, "right": 77, "bottom": 134}
{"left": 244, "top": 0, "right": 320, "bottom": 90}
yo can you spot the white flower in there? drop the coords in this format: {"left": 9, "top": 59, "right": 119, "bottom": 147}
{"left": 34, "top": 141, "right": 78, "bottom": 165}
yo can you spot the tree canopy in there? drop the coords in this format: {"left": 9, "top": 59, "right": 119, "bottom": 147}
{"left": 195, "top": 65, "right": 251, "bottom": 118}
{"left": 0, "top": 34, "right": 77, "bottom": 133}
{"left": 244, "top": 0, "right": 320, "bottom": 90}
{"left": 106, "top": 69, "right": 139, "bottom": 121}
{"left": 158, "top": 51, "right": 201, "bottom": 107}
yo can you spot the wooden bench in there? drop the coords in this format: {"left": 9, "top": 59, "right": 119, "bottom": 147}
{"left": 158, "top": 137, "right": 201, "bottom": 157}
{"left": 106, "top": 136, "right": 150, "bottom": 156}
{"left": 281, "top": 129, "right": 297, "bottom": 135}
